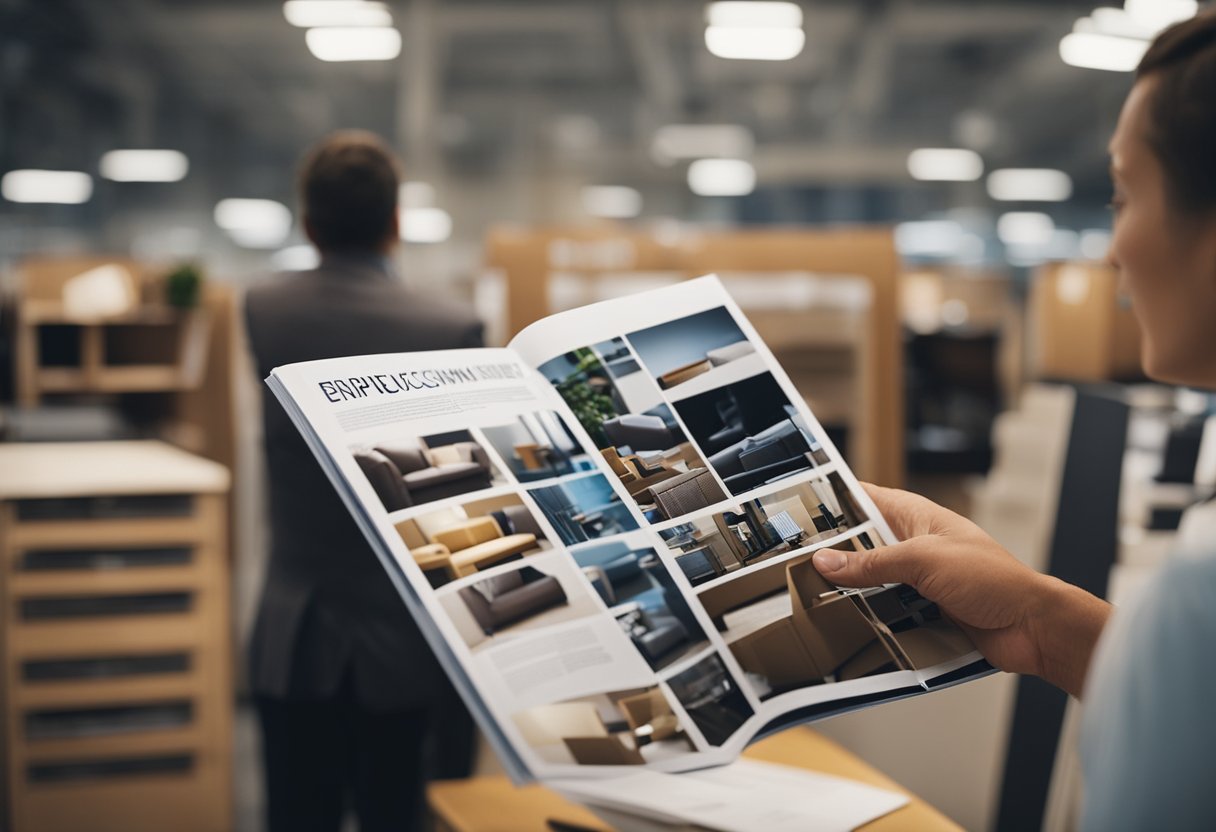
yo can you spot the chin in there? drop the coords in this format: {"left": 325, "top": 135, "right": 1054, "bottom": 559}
{"left": 1142, "top": 347, "right": 1216, "bottom": 391}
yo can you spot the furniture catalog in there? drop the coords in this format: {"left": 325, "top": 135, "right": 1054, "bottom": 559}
{"left": 265, "top": 275, "right": 992, "bottom": 783}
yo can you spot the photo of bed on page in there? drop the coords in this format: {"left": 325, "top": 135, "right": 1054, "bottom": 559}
{"left": 265, "top": 277, "right": 992, "bottom": 785}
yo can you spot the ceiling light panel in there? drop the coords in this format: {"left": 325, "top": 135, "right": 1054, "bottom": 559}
{"left": 100, "top": 149, "right": 189, "bottom": 182}
{"left": 1059, "top": 31, "right": 1148, "bottom": 71}
{"left": 214, "top": 198, "right": 293, "bottom": 248}
{"left": 400, "top": 207, "right": 452, "bottom": 243}
{"left": 1, "top": 170, "right": 93, "bottom": 204}
{"left": 987, "top": 168, "right": 1073, "bottom": 202}
{"left": 687, "top": 159, "right": 756, "bottom": 197}
{"left": 705, "top": 1, "right": 803, "bottom": 28}
{"left": 704, "top": 26, "right": 805, "bottom": 61}
{"left": 305, "top": 27, "right": 402, "bottom": 62}
{"left": 907, "top": 148, "right": 984, "bottom": 182}
{"left": 284, "top": 1, "right": 392, "bottom": 28}
{"left": 581, "top": 186, "right": 643, "bottom": 219}
{"left": 704, "top": 1, "right": 804, "bottom": 61}
{"left": 997, "top": 212, "right": 1055, "bottom": 247}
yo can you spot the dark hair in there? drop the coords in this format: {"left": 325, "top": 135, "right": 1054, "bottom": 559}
{"left": 298, "top": 130, "right": 400, "bottom": 252}
{"left": 1136, "top": 10, "right": 1216, "bottom": 215}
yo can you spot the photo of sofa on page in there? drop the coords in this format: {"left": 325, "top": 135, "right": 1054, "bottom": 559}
{"left": 393, "top": 493, "right": 552, "bottom": 587}
{"left": 479, "top": 411, "right": 597, "bottom": 484}
{"left": 538, "top": 340, "right": 728, "bottom": 523}
{"left": 351, "top": 428, "right": 505, "bottom": 514}
{"left": 570, "top": 535, "right": 712, "bottom": 673}
{"left": 670, "top": 372, "right": 831, "bottom": 498}
{"left": 624, "top": 306, "right": 768, "bottom": 395}
{"left": 513, "top": 685, "right": 696, "bottom": 767}
{"left": 437, "top": 554, "right": 601, "bottom": 652}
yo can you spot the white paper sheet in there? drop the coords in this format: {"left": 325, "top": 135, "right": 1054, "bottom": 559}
{"left": 551, "top": 758, "right": 910, "bottom": 832}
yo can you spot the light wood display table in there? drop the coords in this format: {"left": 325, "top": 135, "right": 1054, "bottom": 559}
{"left": 428, "top": 727, "right": 961, "bottom": 831}
{"left": 0, "top": 441, "right": 233, "bottom": 832}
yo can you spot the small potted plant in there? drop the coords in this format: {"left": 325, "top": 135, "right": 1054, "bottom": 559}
{"left": 164, "top": 263, "right": 204, "bottom": 309}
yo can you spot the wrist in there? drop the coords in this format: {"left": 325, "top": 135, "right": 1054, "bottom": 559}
{"left": 1028, "top": 575, "right": 1112, "bottom": 698}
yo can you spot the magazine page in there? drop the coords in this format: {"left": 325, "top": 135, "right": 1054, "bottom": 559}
{"left": 266, "top": 347, "right": 752, "bottom": 783}
{"left": 506, "top": 275, "right": 991, "bottom": 763}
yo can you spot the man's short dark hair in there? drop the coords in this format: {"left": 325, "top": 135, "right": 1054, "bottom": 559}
{"left": 1136, "top": 10, "right": 1216, "bottom": 216}
{"left": 299, "top": 130, "right": 400, "bottom": 252}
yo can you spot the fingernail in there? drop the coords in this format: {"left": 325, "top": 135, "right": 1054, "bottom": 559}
{"left": 813, "top": 550, "right": 847, "bottom": 573}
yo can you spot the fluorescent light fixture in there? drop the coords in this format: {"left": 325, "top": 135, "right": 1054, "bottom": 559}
{"left": 1059, "top": 31, "right": 1148, "bottom": 71}
{"left": 1075, "top": 8, "right": 1155, "bottom": 40}
{"left": 907, "top": 148, "right": 984, "bottom": 182}
{"left": 400, "top": 207, "right": 452, "bottom": 243}
{"left": 1, "top": 169, "right": 93, "bottom": 204}
{"left": 997, "top": 212, "right": 1054, "bottom": 247}
{"left": 894, "top": 221, "right": 966, "bottom": 257}
{"left": 1080, "top": 229, "right": 1113, "bottom": 260}
{"left": 706, "top": 1, "right": 803, "bottom": 28}
{"left": 305, "top": 26, "right": 401, "bottom": 62}
{"left": 687, "top": 158, "right": 756, "bottom": 197}
{"left": 100, "top": 149, "right": 189, "bottom": 182}
{"left": 398, "top": 181, "right": 435, "bottom": 209}
{"left": 1124, "top": 0, "right": 1197, "bottom": 34}
{"left": 581, "top": 185, "right": 643, "bottom": 219}
{"left": 987, "top": 168, "right": 1073, "bottom": 202}
{"left": 705, "top": 26, "right": 805, "bottom": 60}
{"left": 214, "top": 198, "right": 293, "bottom": 248}
{"left": 272, "top": 244, "right": 321, "bottom": 271}
{"left": 1007, "top": 229, "right": 1080, "bottom": 266}
{"left": 283, "top": 0, "right": 391, "bottom": 28}
{"left": 651, "top": 124, "right": 754, "bottom": 165}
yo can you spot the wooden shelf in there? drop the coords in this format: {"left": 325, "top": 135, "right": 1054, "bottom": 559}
{"left": 1, "top": 442, "right": 233, "bottom": 832}
{"left": 16, "top": 301, "right": 210, "bottom": 406}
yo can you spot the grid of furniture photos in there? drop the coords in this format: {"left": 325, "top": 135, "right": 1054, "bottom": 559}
{"left": 357, "top": 305, "right": 972, "bottom": 770}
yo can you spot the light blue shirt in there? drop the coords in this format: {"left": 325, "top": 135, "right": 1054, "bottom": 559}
{"left": 1080, "top": 502, "right": 1216, "bottom": 831}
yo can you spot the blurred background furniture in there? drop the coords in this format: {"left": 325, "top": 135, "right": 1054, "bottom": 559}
{"left": 0, "top": 441, "right": 233, "bottom": 832}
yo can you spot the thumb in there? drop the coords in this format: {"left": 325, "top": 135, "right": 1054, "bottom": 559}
{"left": 811, "top": 539, "right": 925, "bottom": 589}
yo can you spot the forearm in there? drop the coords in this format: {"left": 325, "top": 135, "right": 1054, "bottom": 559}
{"left": 1030, "top": 576, "right": 1113, "bottom": 699}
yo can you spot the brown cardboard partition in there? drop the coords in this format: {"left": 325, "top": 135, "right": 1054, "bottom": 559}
{"left": 1030, "top": 262, "right": 1142, "bottom": 382}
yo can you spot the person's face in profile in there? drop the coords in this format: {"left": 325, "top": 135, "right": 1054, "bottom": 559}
{"left": 1107, "top": 75, "right": 1216, "bottom": 387}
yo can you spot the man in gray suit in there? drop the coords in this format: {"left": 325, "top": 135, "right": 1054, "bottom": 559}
{"left": 245, "top": 131, "right": 481, "bottom": 832}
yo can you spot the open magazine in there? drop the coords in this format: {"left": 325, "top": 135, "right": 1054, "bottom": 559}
{"left": 266, "top": 275, "right": 992, "bottom": 783}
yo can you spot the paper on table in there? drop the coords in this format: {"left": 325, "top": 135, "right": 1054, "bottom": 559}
{"left": 550, "top": 758, "right": 909, "bottom": 832}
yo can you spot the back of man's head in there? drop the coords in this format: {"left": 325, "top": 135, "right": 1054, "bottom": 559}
{"left": 299, "top": 130, "right": 400, "bottom": 254}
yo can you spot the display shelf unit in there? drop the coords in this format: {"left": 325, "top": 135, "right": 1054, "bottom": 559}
{"left": 0, "top": 441, "right": 233, "bottom": 832}
{"left": 14, "top": 257, "right": 211, "bottom": 407}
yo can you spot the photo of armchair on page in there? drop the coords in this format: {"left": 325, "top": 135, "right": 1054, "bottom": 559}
{"left": 265, "top": 275, "right": 991, "bottom": 785}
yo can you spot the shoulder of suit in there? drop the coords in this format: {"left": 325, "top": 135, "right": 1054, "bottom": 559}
{"left": 397, "top": 286, "right": 481, "bottom": 328}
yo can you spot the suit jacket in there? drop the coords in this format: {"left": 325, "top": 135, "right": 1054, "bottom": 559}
{"left": 245, "top": 252, "right": 483, "bottom": 710}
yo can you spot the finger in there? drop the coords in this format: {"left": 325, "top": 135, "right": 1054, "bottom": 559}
{"left": 812, "top": 538, "right": 927, "bottom": 589}
{"left": 862, "top": 482, "right": 979, "bottom": 540}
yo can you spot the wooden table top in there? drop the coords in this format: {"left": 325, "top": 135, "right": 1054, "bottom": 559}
{"left": 428, "top": 726, "right": 962, "bottom": 832}
{"left": 0, "top": 440, "right": 230, "bottom": 499}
